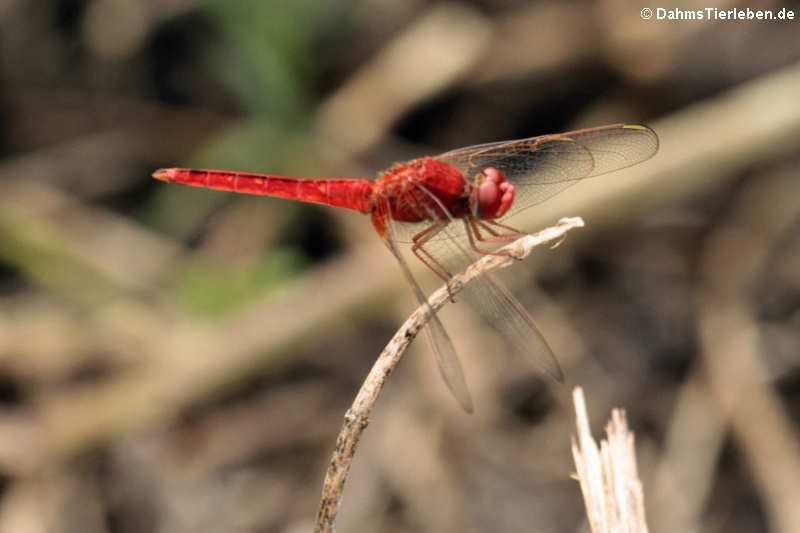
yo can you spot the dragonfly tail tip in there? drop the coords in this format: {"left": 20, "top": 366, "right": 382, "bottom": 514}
{"left": 152, "top": 168, "right": 176, "bottom": 182}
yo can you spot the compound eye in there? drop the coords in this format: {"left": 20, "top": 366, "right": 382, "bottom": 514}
{"left": 477, "top": 180, "right": 501, "bottom": 219}
{"left": 475, "top": 167, "right": 514, "bottom": 219}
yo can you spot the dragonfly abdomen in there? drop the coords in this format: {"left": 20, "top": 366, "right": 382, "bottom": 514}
{"left": 153, "top": 168, "right": 375, "bottom": 213}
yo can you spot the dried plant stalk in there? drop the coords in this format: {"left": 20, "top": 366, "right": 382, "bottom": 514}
{"left": 572, "top": 386, "right": 649, "bottom": 533}
{"left": 313, "top": 216, "right": 584, "bottom": 533}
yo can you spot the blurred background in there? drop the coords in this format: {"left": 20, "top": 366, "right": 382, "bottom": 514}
{"left": 1, "top": 1, "right": 799, "bottom": 532}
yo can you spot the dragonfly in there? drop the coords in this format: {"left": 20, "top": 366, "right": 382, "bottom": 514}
{"left": 154, "top": 123, "right": 658, "bottom": 412}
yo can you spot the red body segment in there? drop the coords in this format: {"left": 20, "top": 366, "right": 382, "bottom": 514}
{"left": 374, "top": 157, "right": 469, "bottom": 223}
{"left": 153, "top": 168, "right": 375, "bottom": 214}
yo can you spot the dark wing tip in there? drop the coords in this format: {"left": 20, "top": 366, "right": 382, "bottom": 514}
{"left": 622, "top": 123, "right": 660, "bottom": 157}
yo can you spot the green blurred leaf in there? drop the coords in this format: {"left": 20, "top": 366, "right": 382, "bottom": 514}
{"left": 173, "top": 249, "right": 308, "bottom": 317}
{"left": 203, "top": 0, "right": 327, "bottom": 124}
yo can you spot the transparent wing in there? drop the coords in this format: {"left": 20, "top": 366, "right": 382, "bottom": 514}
{"left": 471, "top": 272, "right": 562, "bottom": 381}
{"left": 375, "top": 195, "right": 474, "bottom": 412}
{"left": 435, "top": 123, "right": 659, "bottom": 219}
{"left": 429, "top": 222, "right": 563, "bottom": 382}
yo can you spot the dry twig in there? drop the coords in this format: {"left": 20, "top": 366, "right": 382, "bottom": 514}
{"left": 313, "top": 216, "right": 584, "bottom": 533}
{"left": 572, "top": 386, "right": 648, "bottom": 533}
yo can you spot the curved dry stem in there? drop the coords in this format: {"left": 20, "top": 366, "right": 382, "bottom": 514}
{"left": 314, "top": 216, "right": 585, "bottom": 533}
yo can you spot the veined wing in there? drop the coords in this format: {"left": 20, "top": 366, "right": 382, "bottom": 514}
{"left": 435, "top": 124, "right": 658, "bottom": 219}
{"left": 374, "top": 194, "right": 474, "bottom": 412}
{"left": 426, "top": 221, "right": 563, "bottom": 382}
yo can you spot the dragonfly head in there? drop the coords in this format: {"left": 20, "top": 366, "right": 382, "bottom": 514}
{"left": 472, "top": 167, "right": 514, "bottom": 220}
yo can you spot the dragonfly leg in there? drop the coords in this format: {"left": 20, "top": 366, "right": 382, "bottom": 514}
{"left": 463, "top": 217, "right": 516, "bottom": 254}
{"left": 470, "top": 218, "right": 502, "bottom": 239}
{"left": 475, "top": 218, "right": 526, "bottom": 242}
{"left": 464, "top": 217, "right": 533, "bottom": 262}
{"left": 483, "top": 218, "right": 525, "bottom": 232}
{"left": 412, "top": 221, "right": 457, "bottom": 301}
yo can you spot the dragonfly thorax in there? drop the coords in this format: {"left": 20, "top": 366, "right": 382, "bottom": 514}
{"left": 374, "top": 157, "right": 470, "bottom": 223}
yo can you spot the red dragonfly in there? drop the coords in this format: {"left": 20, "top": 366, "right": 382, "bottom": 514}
{"left": 154, "top": 123, "right": 658, "bottom": 412}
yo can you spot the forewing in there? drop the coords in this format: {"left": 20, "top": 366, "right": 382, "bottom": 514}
{"left": 435, "top": 124, "right": 659, "bottom": 218}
